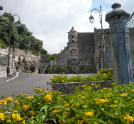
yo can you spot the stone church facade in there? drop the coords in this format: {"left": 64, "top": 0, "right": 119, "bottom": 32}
{"left": 53, "top": 27, "right": 95, "bottom": 73}
{"left": 40, "top": 27, "right": 134, "bottom": 74}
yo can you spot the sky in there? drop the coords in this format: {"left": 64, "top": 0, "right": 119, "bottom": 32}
{"left": 0, "top": 0, "right": 133, "bottom": 54}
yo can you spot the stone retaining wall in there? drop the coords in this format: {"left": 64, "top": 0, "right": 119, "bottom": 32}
{"left": 50, "top": 80, "right": 113, "bottom": 94}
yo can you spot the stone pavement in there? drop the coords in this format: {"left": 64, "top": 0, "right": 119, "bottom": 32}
{"left": 0, "top": 65, "right": 7, "bottom": 78}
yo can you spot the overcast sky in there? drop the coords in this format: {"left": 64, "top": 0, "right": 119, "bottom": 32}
{"left": 0, "top": 0, "right": 133, "bottom": 54}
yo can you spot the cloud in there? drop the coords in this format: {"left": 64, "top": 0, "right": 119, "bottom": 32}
{"left": 0, "top": 0, "right": 95, "bottom": 54}
{"left": 0, "top": 0, "right": 133, "bottom": 54}
{"left": 105, "top": 0, "right": 133, "bottom": 13}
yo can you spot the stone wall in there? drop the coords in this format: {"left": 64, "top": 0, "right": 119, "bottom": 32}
{"left": 128, "top": 28, "right": 134, "bottom": 75}
{"left": 94, "top": 28, "right": 134, "bottom": 75}
{"left": 78, "top": 32, "right": 95, "bottom": 72}
{"left": 39, "top": 27, "right": 134, "bottom": 74}
{"left": 0, "top": 48, "right": 40, "bottom": 73}
{"left": 94, "top": 29, "right": 113, "bottom": 70}
{"left": 50, "top": 80, "right": 113, "bottom": 94}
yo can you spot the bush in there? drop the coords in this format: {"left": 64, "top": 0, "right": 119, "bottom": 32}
{"left": 0, "top": 40, "right": 7, "bottom": 49}
{"left": 0, "top": 82, "right": 134, "bottom": 123}
{"left": 50, "top": 68, "right": 114, "bottom": 83}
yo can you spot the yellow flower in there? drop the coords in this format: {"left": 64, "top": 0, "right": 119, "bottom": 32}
{"left": 12, "top": 113, "right": 16, "bottom": 120}
{"left": 23, "top": 104, "right": 30, "bottom": 111}
{"left": 101, "top": 108, "right": 104, "bottom": 111}
{"left": 111, "top": 83, "right": 116, "bottom": 86}
{"left": 110, "top": 104, "right": 118, "bottom": 108}
{"left": 0, "top": 113, "right": 5, "bottom": 121}
{"left": 114, "top": 100, "right": 118, "bottom": 104}
{"left": 19, "top": 93, "right": 27, "bottom": 96}
{"left": 21, "top": 120, "right": 25, "bottom": 124}
{"left": 78, "top": 120, "right": 83, "bottom": 124}
{"left": 27, "top": 96, "right": 34, "bottom": 100}
{"left": 12, "top": 113, "right": 22, "bottom": 121}
{"left": 6, "top": 119, "right": 11, "bottom": 123}
{"left": 94, "top": 98, "right": 109, "bottom": 104}
{"left": 81, "top": 96, "right": 86, "bottom": 100}
{"left": 29, "top": 110, "right": 35, "bottom": 117}
{"left": 44, "top": 94, "right": 52, "bottom": 102}
{"left": 52, "top": 109, "right": 61, "bottom": 115}
{"left": 64, "top": 103, "right": 69, "bottom": 107}
{"left": 43, "top": 91, "right": 47, "bottom": 94}
{"left": 81, "top": 85, "right": 86, "bottom": 88}
{"left": 85, "top": 112, "right": 94, "bottom": 117}
{"left": 16, "top": 114, "right": 22, "bottom": 121}
{"left": 37, "top": 88, "right": 43, "bottom": 92}
{"left": 61, "top": 80, "right": 64, "bottom": 83}
{"left": 91, "top": 83, "right": 94, "bottom": 86}
{"left": 109, "top": 88, "right": 112, "bottom": 91}
{"left": 121, "top": 93, "right": 127, "bottom": 97}
{"left": 5, "top": 97, "right": 14, "bottom": 102}
{"left": 0, "top": 100, "right": 7, "bottom": 106}
{"left": 123, "top": 114, "right": 134, "bottom": 123}
{"left": 14, "top": 100, "right": 18, "bottom": 104}
{"left": 131, "top": 89, "right": 134, "bottom": 93}
{"left": 103, "top": 88, "right": 107, "bottom": 90}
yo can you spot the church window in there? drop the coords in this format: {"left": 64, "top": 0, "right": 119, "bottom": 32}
{"left": 72, "top": 36, "right": 74, "bottom": 42}
{"left": 70, "top": 49, "right": 77, "bottom": 56}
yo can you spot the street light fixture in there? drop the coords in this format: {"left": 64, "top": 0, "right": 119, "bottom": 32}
{"left": 7, "top": 14, "right": 21, "bottom": 77}
{"left": 89, "top": 6, "right": 105, "bottom": 70}
{"left": 0, "top": 5, "right": 3, "bottom": 10}
{"left": 89, "top": 15, "right": 94, "bottom": 23}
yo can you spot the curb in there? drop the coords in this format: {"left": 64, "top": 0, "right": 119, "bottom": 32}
{"left": 6, "top": 72, "right": 19, "bottom": 82}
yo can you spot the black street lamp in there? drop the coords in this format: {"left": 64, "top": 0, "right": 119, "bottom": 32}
{"left": 89, "top": 6, "right": 103, "bottom": 29}
{"left": 89, "top": 6, "right": 105, "bottom": 70}
{"left": 0, "top": 5, "right": 3, "bottom": 10}
{"left": 7, "top": 14, "right": 21, "bottom": 77}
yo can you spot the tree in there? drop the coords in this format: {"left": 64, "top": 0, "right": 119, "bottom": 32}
{"left": 0, "top": 12, "right": 47, "bottom": 55}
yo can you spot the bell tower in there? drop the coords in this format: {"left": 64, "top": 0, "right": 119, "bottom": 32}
{"left": 68, "top": 27, "right": 78, "bottom": 43}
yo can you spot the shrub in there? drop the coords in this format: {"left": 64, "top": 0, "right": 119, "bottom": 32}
{"left": 0, "top": 83, "right": 134, "bottom": 123}
{"left": 50, "top": 68, "right": 114, "bottom": 83}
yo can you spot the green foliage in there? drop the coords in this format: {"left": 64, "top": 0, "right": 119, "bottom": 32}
{"left": 1, "top": 83, "right": 134, "bottom": 123}
{"left": 97, "top": 68, "right": 114, "bottom": 81}
{"left": 48, "top": 55, "right": 56, "bottom": 61}
{"left": 0, "top": 12, "right": 47, "bottom": 55}
{"left": 45, "top": 66, "right": 65, "bottom": 74}
{"left": 50, "top": 68, "right": 114, "bottom": 83}
{"left": 0, "top": 39, "right": 7, "bottom": 48}
{"left": 40, "top": 49, "right": 47, "bottom": 55}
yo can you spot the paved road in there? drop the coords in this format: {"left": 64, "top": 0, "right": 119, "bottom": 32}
{"left": 0, "top": 73, "right": 53, "bottom": 97}
{"left": 0, "top": 73, "right": 95, "bottom": 97}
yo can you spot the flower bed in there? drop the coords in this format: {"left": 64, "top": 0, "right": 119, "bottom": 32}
{"left": 50, "top": 68, "right": 114, "bottom": 83}
{"left": 0, "top": 83, "right": 134, "bottom": 124}
{"left": 49, "top": 68, "right": 114, "bottom": 94}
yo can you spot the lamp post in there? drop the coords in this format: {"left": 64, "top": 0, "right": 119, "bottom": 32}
{"left": 89, "top": 6, "right": 103, "bottom": 29}
{"left": 7, "top": 14, "right": 21, "bottom": 77}
{"left": 89, "top": 6, "right": 105, "bottom": 70}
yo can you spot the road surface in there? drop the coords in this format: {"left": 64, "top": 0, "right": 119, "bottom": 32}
{"left": 0, "top": 73, "right": 52, "bottom": 97}
{"left": 0, "top": 73, "right": 94, "bottom": 97}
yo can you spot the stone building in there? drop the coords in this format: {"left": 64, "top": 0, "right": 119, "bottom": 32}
{"left": 52, "top": 27, "right": 96, "bottom": 73}
{"left": 40, "top": 27, "right": 134, "bottom": 74}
